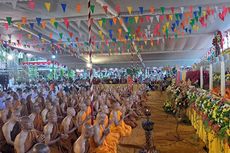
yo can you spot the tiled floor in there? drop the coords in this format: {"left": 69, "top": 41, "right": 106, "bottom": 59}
{"left": 118, "top": 91, "right": 207, "bottom": 153}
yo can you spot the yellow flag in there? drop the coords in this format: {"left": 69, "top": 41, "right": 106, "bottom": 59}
{"left": 98, "top": 30, "right": 102, "bottom": 36}
{"left": 17, "top": 23, "right": 21, "bottom": 30}
{"left": 144, "top": 40, "right": 147, "bottom": 45}
{"left": 50, "top": 18, "right": 55, "bottom": 25}
{"left": 166, "top": 22, "right": 169, "bottom": 28}
{"left": 203, "top": 11, "right": 206, "bottom": 17}
{"left": 134, "top": 16, "right": 139, "bottom": 23}
{"left": 98, "top": 20, "right": 103, "bottom": 27}
{"left": 169, "top": 14, "right": 173, "bottom": 21}
{"left": 42, "top": 39, "right": 45, "bottom": 43}
{"left": 127, "top": 6, "right": 133, "bottom": 14}
{"left": 44, "top": 2, "right": 51, "bottom": 12}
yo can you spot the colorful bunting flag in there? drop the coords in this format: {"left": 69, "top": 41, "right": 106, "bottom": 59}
{"left": 115, "top": 5, "right": 121, "bottom": 14}
{"left": 59, "top": 33, "right": 63, "bottom": 39}
{"left": 150, "top": 6, "right": 154, "bottom": 13}
{"left": 6, "top": 17, "right": 12, "bottom": 25}
{"left": 134, "top": 16, "right": 139, "bottom": 23}
{"left": 28, "top": 1, "right": 35, "bottom": 10}
{"left": 103, "top": 5, "right": 108, "bottom": 13}
{"left": 61, "top": 3, "right": 67, "bottom": 13}
{"left": 41, "top": 21, "right": 46, "bottom": 29}
{"left": 44, "top": 2, "right": 51, "bottom": 12}
{"left": 113, "top": 17, "right": 117, "bottom": 24}
{"left": 98, "top": 20, "right": 103, "bottom": 27}
{"left": 49, "top": 33, "right": 53, "bottom": 39}
{"left": 76, "top": 4, "right": 81, "bottom": 12}
{"left": 69, "top": 32, "right": 73, "bottom": 38}
{"left": 90, "top": 5, "right": 95, "bottom": 13}
{"left": 50, "top": 18, "right": 56, "bottom": 25}
{"left": 127, "top": 6, "right": 133, "bottom": 14}
{"left": 29, "top": 23, "right": 34, "bottom": 29}
{"left": 36, "top": 17, "right": 42, "bottom": 26}
{"left": 160, "top": 7, "right": 165, "bottom": 14}
{"left": 22, "top": 17, "right": 27, "bottom": 25}
{"left": 139, "top": 7, "right": 144, "bottom": 14}
{"left": 54, "top": 22, "right": 58, "bottom": 29}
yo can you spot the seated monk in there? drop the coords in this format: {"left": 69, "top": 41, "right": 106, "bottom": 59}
{"left": 60, "top": 107, "right": 78, "bottom": 152}
{"left": 110, "top": 102, "right": 132, "bottom": 137}
{"left": 43, "top": 111, "right": 66, "bottom": 153}
{"left": 76, "top": 103, "right": 91, "bottom": 133}
{"left": 90, "top": 113, "right": 119, "bottom": 153}
{"left": 41, "top": 101, "right": 53, "bottom": 124}
{"left": 2, "top": 108, "right": 21, "bottom": 152}
{"left": 32, "top": 143, "right": 50, "bottom": 153}
{"left": 14, "top": 116, "right": 44, "bottom": 153}
{"left": 122, "top": 98, "right": 138, "bottom": 128}
{"left": 73, "top": 123, "right": 94, "bottom": 153}
{"left": 29, "top": 103, "right": 44, "bottom": 131}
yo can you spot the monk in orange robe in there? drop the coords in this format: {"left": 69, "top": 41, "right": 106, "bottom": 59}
{"left": 14, "top": 116, "right": 44, "bottom": 153}
{"left": 110, "top": 102, "right": 132, "bottom": 137}
{"left": 29, "top": 103, "right": 44, "bottom": 132}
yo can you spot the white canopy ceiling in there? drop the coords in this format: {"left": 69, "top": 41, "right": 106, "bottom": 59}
{"left": 0, "top": 0, "right": 230, "bottom": 69}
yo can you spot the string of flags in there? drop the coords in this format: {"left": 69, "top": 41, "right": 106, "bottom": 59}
{"left": 1, "top": 1, "right": 230, "bottom": 55}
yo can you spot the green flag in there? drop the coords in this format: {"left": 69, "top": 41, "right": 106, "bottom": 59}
{"left": 90, "top": 5, "right": 95, "bottom": 13}
{"left": 6, "top": 17, "right": 12, "bottom": 25}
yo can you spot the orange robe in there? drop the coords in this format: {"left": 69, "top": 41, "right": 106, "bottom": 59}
{"left": 110, "top": 110, "right": 132, "bottom": 137}
{"left": 23, "top": 130, "right": 39, "bottom": 152}
{"left": 89, "top": 124, "right": 118, "bottom": 153}
{"left": 33, "top": 114, "right": 43, "bottom": 131}
{"left": 78, "top": 112, "right": 87, "bottom": 133}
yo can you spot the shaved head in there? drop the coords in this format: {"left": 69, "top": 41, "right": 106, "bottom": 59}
{"left": 32, "top": 143, "right": 50, "bottom": 153}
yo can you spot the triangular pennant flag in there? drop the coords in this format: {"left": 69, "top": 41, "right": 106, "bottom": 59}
{"left": 50, "top": 18, "right": 56, "bottom": 25}
{"left": 119, "top": 18, "right": 123, "bottom": 25}
{"left": 115, "top": 5, "right": 121, "bottom": 14}
{"left": 150, "top": 6, "right": 154, "bottom": 13}
{"left": 171, "top": 7, "right": 175, "bottom": 14}
{"left": 38, "top": 33, "right": 42, "bottom": 40}
{"left": 41, "top": 21, "right": 46, "bottom": 29}
{"left": 29, "top": 23, "right": 34, "bottom": 29}
{"left": 63, "top": 18, "right": 69, "bottom": 29}
{"left": 125, "top": 17, "right": 129, "bottom": 23}
{"left": 17, "top": 23, "right": 22, "bottom": 30}
{"left": 180, "top": 7, "right": 184, "bottom": 13}
{"left": 6, "top": 17, "right": 12, "bottom": 25}
{"left": 61, "top": 3, "right": 67, "bottom": 13}
{"left": 44, "top": 2, "right": 51, "bottom": 12}
{"left": 134, "top": 16, "right": 139, "bottom": 23}
{"left": 118, "top": 28, "right": 122, "bottom": 35}
{"left": 160, "top": 7, "right": 165, "bottom": 14}
{"left": 90, "top": 5, "right": 95, "bottom": 13}
{"left": 59, "top": 33, "right": 63, "bottom": 39}
{"left": 54, "top": 22, "right": 58, "bottom": 29}
{"left": 49, "top": 33, "right": 53, "bottom": 39}
{"left": 102, "top": 18, "right": 106, "bottom": 24}
{"left": 103, "top": 5, "right": 108, "bottom": 13}
{"left": 76, "top": 4, "right": 81, "bottom": 12}
{"left": 127, "top": 6, "right": 133, "bottom": 14}
{"left": 139, "top": 7, "right": 144, "bottom": 14}
{"left": 69, "top": 32, "right": 73, "bottom": 38}
{"left": 146, "top": 16, "right": 150, "bottom": 22}
{"left": 36, "top": 17, "right": 42, "bottom": 26}
{"left": 129, "top": 18, "right": 134, "bottom": 24}
{"left": 169, "top": 15, "right": 173, "bottom": 21}
{"left": 156, "top": 15, "right": 159, "bottom": 22}
{"left": 22, "top": 17, "right": 27, "bottom": 25}
{"left": 159, "top": 15, "right": 164, "bottom": 22}
{"left": 189, "top": 6, "right": 193, "bottom": 13}
{"left": 109, "top": 19, "right": 113, "bottom": 26}
{"left": 113, "top": 17, "right": 117, "bottom": 24}
{"left": 28, "top": 1, "right": 35, "bottom": 10}
{"left": 150, "top": 16, "right": 154, "bottom": 23}
{"left": 98, "top": 20, "right": 103, "bottom": 27}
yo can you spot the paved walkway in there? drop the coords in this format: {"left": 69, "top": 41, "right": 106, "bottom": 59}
{"left": 118, "top": 91, "right": 207, "bottom": 153}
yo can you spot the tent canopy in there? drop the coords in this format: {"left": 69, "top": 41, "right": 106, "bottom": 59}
{"left": 0, "top": 0, "right": 230, "bottom": 68}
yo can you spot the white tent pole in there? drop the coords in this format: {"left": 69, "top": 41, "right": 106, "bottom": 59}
{"left": 221, "top": 59, "right": 225, "bottom": 97}
{"left": 200, "top": 66, "right": 203, "bottom": 89}
{"left": 209, "top": 64, "right": 213, "bottom": 91}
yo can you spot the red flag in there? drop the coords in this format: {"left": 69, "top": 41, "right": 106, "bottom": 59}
{"left": 171, "top": 7, "right": 174, "bottom": 14}
{"left": 103, "top": 5, "right": 108, "bottom": 13}
{"left": 69, "top": 32, "right": 73, "bottom": 38}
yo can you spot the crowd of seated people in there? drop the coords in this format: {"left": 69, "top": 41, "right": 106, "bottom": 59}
{"left": 0, "top": 80, "right": 148, "bottom": 153}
